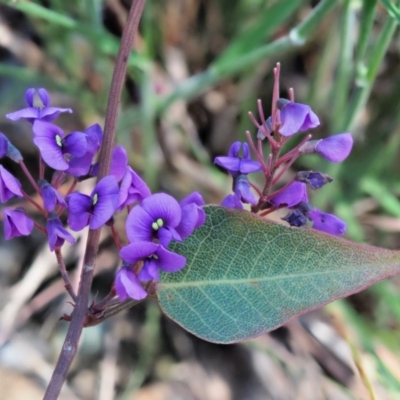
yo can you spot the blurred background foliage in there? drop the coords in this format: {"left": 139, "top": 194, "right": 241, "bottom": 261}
{"left": 1, "top": 0, "right": 400, "bottom": 399}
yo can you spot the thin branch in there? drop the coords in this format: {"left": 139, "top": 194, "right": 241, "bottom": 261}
{"left": 43, "top": 1, "right": 147, "bottom": 399}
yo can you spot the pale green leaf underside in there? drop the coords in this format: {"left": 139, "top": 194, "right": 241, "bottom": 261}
{"left": 157, "top": 206, "right": 400, "bottom": 344}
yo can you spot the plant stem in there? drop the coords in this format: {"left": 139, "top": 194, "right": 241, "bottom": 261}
{"left": 43, "top": 1, "right": 146, "bottom": 399}
{"left": 55, "top": 248, "right": 77, "bottom": 302}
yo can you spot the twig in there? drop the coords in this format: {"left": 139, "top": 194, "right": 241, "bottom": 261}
{"left": 43, "top": 1, "right": 147, "bottom": 398}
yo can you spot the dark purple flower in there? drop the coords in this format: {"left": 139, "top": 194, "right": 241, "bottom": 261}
{"left": 3, "top": 208, "right": 34, "bottom": 239}
{"left": 316, "top": 133, "right": 353, "bottom": 163}
{"left": 308, "top": 209, "right": 346, "bottom": 236}
{"left": 115, "top": 265, "right": 147, "bottom": 301}
{"left": 176, "top": 192, "right": 206, "bottom": 239}
{"left": 214, "top": 142, "right": 262, "bottom": 175}
{"left": 233, "top": 174, "right": 258, "bottom": 205}
{"left": 277, "top": 99, "right": 320, "bottom": 137}
{"left": 0, "top": 132, "right": 8, "bottom": 159}
{"left": 282, "top": 209, "right": 308, "bottom": 227}
{"left": 125, "top": 193, "right": 182, "bottom": 247}
{"left": 221, "top": 193, "right": 243, "bottom": 210}
{"left": 90, "top": 145, "right": 128, "bottom": 182}
{"left": 117, "top": 167, "right": 151, "bottom": 210}
{"left": 270, "top": 182, "right": 308, "bottom": 208}
{"left": 67, "top": 124, "right": 103, "bottom": 177}
{"left": 39, "top": 179, "right": 67, "bottom": 211}
{"left": 33, "top": 120, "right": 87, "bottom": 171}
{"left": 120, "top": 241, "right": 186, "bottom": 282}
{"left": 296, "top": 171, "right": 333, "bottom": 189}
{"left": 67, "top": 175, "right": 119, "bottom": 231}
{"left": 6, "top": 88, "right": 72, "bottom": 123}
{"left": 46, "top": 213, "right": 75, "bottom": 251}
{"left": 0, "top": 166, "right": 23, "bottom": 203}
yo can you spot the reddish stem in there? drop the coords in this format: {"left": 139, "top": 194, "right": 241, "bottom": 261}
{"left": 245, "top": 130, "right": 266, "bottom": 170}
{"left": 43, "top": 1, "right": 146, "bottom": 399}
{"left": 271, "top": 154, "right": 298, "bottom": 185}
{"left": 110, "top": 224, "right": 122, "bottom": 250}
{"left": 276, "top": 134, "right": 312, "bottom": 167}
{"left": 22, "top": 189, "right": 46, "bottom": 214}
{"left": 33, "top": 221, "right": 46, "bottom": 234}
{"left": 55, "top": 248, "right": 77, "bottom": 302}
{"left": 19, "top": 161, "right": 40, "bottom": 193}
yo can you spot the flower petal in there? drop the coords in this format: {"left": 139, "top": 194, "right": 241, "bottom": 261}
{"left": 239, "top": 159, "right": 262, "bottom": 174}
{"left": 90, "top": 176, "right": 119, "bottom": 229}
{"left": 125, "top": 205, "right": 154, "bottom": 243}
{"left": 120, "top": 241, "right": 159, "bottom": 264}
{"left": 0, "top": 166, "right": 23, "bottom": 203}
{"left": 63, "top": 131, "right": 87, "bottom": 157}
{"left": 156, "top": 245, "right": 187, "bottom": 273}
{"left": 270, "top": 182, "right": 308, "bottom": 208}
{"left": 67, "top": 193, "right": 92, "bottom": 231}
{"left": 214, "top": 156, "right": 241, "bottom": 173}
{"left": 279, "top": 101, "right": 320, "bottom": 136}
{"left": 308, "top": 209, "right": 346, "bottom": 236}
{"left": 221, "top": 194, "right": 243, "bottom": 210}
{"left": 316, "top": 133, "right": 353, "bottom": 163}
{"left": 117, "top": 167, "right": 151, "bottom": 210}
{"left": 115, "top": 267, "right": 147, "bottom": 301}
{"left": 141, "top": 193, "right": 182, "bottom": 227}
{"left": 47, "top": 216, "right": 75, "bottom": 251}
{"left": 3, "top": 208, "right": 34, "bottom": 239}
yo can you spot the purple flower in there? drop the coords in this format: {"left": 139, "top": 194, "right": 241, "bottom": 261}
{"left": 176, "top": 192, "right": 206, "bottom": 239}
{"left": 46, "top": 213, "right": 75, "bottom": 251}
{"left": 316, "top": 133, "right": 353, "bottom": 163}
{"left": 6, "top": 88, "right": 72, "bottom": 123}
{"left": 221, "top": 193, "right": 243, "bottom": 210}
{"left": 308, "top": 209, "right": 346, "bottom": 236}
{"left": 0, "top": 166, "right": 23, "bottom": 203}
{"left": 277, "top": 99, "right": 320, "bottom": 137}
{"left": 3, "top": 208, "right": 34, "bottom": 239}
{"left": 67, "top": 175, "right": 119, "bottom": 231}
{"left": 33, "top": 120, "right": 87, "bottom": 171}
{"left": 0, "top": 132, "right": 9, "bottom": 159}
{"left": 233, "top": 174, "right": 258, "bottom": 205}
{"left": 67, "top": 124, "right": 102, "bottom": 177}
{"left": 120, "top": 241, "right": 186, "bottom": 282}
{"left": 214, "top": 142, "right": 262, "bottom": 175}
{"left": 39, "top": 179, "right": 67, "bottom": 212}
{"left": 117, "top": 167, "right": 151, "bottom": 210}
{"left": 6, "top": 142, "right": 23, "bottom": 163}
{"left": 115, "top": 265, "right": 147, "bottom": 301}
{"left": 90, "top": 145, "right": 128, "bottom": 182}
{"left": 282, "top": 209, "right": 308, "bottom": 227}
{"left": 270, "top": 182, "right": 308, "bottom": 208}
{"left": 125, "top": 193, "right": 182, "bottom": 247}
{"left": 296, "top": 171, "right": 333, "bottom": 189}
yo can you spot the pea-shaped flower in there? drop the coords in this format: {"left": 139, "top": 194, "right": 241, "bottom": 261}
{"left": 6, "top": 88, "right": 72, "bottom": 123}
{"left": 33, "top": 120, "right": 87, "bottom": 171}
{"left": 270, "top": 182, "right": 308, "bottom": 208}
{"left": 125, "top": 193, "right": 182, "bottom": 247}
{"left": 120, "top": 241, "right": 186, "bottom": 282}
{"left": 277, "top": 99, "right": 320, "bottom": 137}
{"left": 0, "top": 166, "right": 23, "bottom": 203}
{"left": 67, "top": 175, "right": 119, "bottom": 231}
{"left": 214, "top": 141, "right": 261, "bottom": 175}
{"left": 115, "top": 265, "right": 147, "bottom": 301}
{"left": 3, "top": 208, "right": 34, "bottom": 240}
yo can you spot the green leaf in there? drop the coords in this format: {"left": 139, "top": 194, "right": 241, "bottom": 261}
{"left": 157, "top": 205, "right": 400, "bottom": 344}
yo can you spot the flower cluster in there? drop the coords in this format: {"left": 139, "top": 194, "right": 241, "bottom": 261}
{"left": 1, "top": 88, "right": 205, "bottom": 301}
{"left": 214, "top": 64, "right": 353, "bottom": 236}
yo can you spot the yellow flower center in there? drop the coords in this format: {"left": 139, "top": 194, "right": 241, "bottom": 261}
{"left": 152, "top": 218, "right": 164, "bottom": 230}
